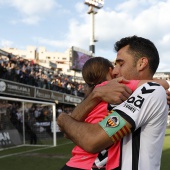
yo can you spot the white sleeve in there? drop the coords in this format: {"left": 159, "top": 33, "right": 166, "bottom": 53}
{"left": 114, "top": 82, "right": 168, "bottom": 130}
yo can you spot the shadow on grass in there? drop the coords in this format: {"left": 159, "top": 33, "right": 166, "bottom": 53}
{"left": 161, "top": 148, "right": 170, "bottom": 170}
{"left": 165, "top": 134, "right": 170, "bottom": 136}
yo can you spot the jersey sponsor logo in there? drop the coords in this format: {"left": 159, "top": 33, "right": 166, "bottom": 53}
{"left": 123, "top": 83, "right": 157, "bottom": 113}
{"left": 123, "top": 95, "right": 144, "bottom": 113}
{"left": 123, "top": 103, "right": 137, "bottom": 113}
{"left": 127, "top": 95, "right": 144, "bottom": 109}
{"left": 106, "top": 116, "right": 119, "bottom": 128}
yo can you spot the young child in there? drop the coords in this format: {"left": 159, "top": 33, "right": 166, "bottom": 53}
{"left": 61, "top": 57, "right": 168, "bottom": 170}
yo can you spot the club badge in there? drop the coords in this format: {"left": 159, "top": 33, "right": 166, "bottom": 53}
{"left": 106, "top": 116, "right": 119, "bottom": 128}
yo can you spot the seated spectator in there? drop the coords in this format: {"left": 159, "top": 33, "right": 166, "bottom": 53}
{"left": 0, "top": 54, "right": 85, "bottom": 97}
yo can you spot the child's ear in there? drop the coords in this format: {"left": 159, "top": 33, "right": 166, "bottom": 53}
{"left": 107, "top": 67, "right": 114, "bottom": 80}
{"left": 109, "top": 66, "right": 113, "bottom": 73}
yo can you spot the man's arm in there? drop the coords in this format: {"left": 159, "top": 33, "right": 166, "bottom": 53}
{"left": 59, "top": 78, "right": 132, "bottom": 141}
{"left": 58, "top": 82, "right": 167, "bottom": 154}
{"left": 57, "top": 113, "right": 114, "bottom": 153}
{"left": 58, "top": 111, "right": 132, "bottom": 153}
{"left": 71, "top": 78, "right": 132, "bottom": 121}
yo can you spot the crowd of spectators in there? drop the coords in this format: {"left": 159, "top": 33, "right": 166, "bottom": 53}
{"left": 1, "top": 101, "right": 53, "bottom": 144}
{"left": 0, "top": 99, "right": 75, "bottom": 143}
{"left": 0, "top": 55, "right": 85, "bottom": 97}
{"left": 0, "top": 54, "right": 84, "bottom": 145}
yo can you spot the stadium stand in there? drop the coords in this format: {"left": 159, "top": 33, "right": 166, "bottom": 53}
{"left": 0, "top": 55, "right": 85, "bottom": 97}
{"left": 0, "top": 49, "right": 85, "bottom": 149}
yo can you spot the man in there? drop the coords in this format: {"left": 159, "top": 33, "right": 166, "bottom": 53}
{"left": 58, "top": 35, "right": 169, "bottom": 170}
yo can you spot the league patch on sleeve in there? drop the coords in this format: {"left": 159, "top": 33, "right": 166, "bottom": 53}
{"left": 99, "top": 111, "right": 127, "bottom": 138}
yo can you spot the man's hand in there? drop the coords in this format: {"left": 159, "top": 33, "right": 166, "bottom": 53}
{"left": 92, "top": 77, "right": 132, "bottom": 104}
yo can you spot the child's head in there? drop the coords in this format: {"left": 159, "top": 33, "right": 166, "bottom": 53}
{"left": 82, "top": 56, "right": 114, "bottom": 87}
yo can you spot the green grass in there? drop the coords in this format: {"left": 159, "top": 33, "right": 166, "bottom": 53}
{"left": 0, "top": 137, "right": 74, "bottom": 170}
{"left": 0, "top": 129, "right": 169, "bottom": 170}
{"left": 161, "top": 128, "right": 170, "bottom": 170}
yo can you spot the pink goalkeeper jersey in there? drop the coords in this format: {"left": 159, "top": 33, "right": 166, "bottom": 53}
{"left": 66, "top": 80, "right": 139, "bottom": 170}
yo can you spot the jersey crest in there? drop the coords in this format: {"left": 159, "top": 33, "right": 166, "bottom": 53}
{"left": 106, "top": 116, "right": 119, "bottom": 128}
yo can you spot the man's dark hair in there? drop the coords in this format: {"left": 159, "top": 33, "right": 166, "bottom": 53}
{"left": 114, "top": 35, "right": 159, "bottom": 74}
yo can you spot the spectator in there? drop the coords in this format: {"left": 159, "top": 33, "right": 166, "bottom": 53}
{"left": 0, "top": 54, "right": 85, "bottom": 97}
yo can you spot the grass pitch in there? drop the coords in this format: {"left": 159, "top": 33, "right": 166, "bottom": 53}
{"left": 0, "top": 129, "right": 169, "bottom": 170}
{"left": 161, "top": 128, "right": 170, "bottom": 170}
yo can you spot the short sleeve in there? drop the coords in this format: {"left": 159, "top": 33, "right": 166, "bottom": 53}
{"left": 114, "top": 82, "right": 168, "bottom": 130}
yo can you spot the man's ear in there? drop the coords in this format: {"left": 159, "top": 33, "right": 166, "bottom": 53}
{"left": 137, "top": 57, "right": 148, "bottom": 71}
